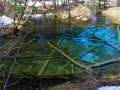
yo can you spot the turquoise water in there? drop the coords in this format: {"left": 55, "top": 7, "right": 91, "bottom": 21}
{"left": 10, "top": 15, "right": 119, "bottom": 76}
{"left": 0, "top": 3, "right": 120, "bottom": 89}
{"left": 36, "top": 16, "right": 120, "bottom": 63}
{"left": 1, "top": 15, "right": 120, "bottom": 77}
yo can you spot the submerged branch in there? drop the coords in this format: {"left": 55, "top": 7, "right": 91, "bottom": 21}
{"left": 92, "top": 35, "right": 120, "bottom": 52}
{"left": 91, "top": 57, "right": 120, "bottom": 69}
{"left": 46, "top": 41, "right": 89, "bottom": 70}
{"left": 38, "top": 32, "right": 65, "bottom": 76}
{"left": 56, "top": 62, "right": 71, "bottom": 74}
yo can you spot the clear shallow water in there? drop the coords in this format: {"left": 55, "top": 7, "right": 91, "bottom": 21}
{"left": 0, "top": 15, "right": 120, "bottom": 90}
{"left": 38, "top": 19, "right": 120, "bottom": 63}
{"left": 1, "top": 15, "right": 120, "bottom": 76}
{"left": 76, "top": 25, "right": 120, "bottom": 62}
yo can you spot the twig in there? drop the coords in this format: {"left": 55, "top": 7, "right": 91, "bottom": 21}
{"left": 3, "top": 34, "right": 28, "bottom": 90}
{"left": 3, "top": 45, "right": 22, "bottom": 90}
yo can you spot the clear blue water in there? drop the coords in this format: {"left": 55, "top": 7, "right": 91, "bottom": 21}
{"left": 75, "top": 25, "right": 120, "bottom": 62}
{"left": 40, "top": 18, "right": 120, "bottom": 63}
{"left": 1, "top": 15, "right": 119, "bottom": 77}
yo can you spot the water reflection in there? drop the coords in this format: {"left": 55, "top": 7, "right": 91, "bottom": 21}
{"left": 91, "top": 15, "right": 111, "bottom": 25}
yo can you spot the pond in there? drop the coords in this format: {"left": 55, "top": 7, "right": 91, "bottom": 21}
{"left": 0, "top": 14, "right": 120, "bottom": 89}
{"left": 4, "top": 14, "right": 119, "bottom": 77}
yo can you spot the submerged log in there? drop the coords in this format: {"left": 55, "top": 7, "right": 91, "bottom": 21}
{"left": 46, "top": 41, "right": 89, "bottom": 70}
{"left": 92, "top": 35, "right": 120, "bottom": 52}
{"left": 91, "top": 57, "right": 120, "bottom": 69}
{"left": 56, "top": 62, "right": 71, "bottom": 74}
{"left": 88, "top": 35, "right": 120, "bottom": 69}
{"left": 38, "top": 37, "right": 64, "bottom": 76}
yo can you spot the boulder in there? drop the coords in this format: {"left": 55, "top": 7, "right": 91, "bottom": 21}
{"left": 102, "top": 7, "right": 120, "bottom": 25}
{"left": 70, "top": 6, "right": 93, "bottom": 21}
{"left": 117, "top": 0, "right": 120, "bottom": 6}
{"left": 84, "top": 0, "right": 98, "bottom": 6}
{"left": 108, "top": 0, "right": 118, "bottom": 7}
{"left": 58, "top": 6, "right": 93, "bottom": 21}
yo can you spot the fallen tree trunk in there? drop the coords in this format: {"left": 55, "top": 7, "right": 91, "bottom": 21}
{"left": 46, "top": 41, "right": 89, "bottom": 70}
{"left": 38, "top": 37, "right": 64, "bottom": 76}
{"left": 91, "top": 57, "right": 120, "bottom": 69}
{"left": 92, "top": 35, "right": 120, "bottom": 52}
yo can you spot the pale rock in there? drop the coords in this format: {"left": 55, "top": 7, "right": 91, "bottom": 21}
{"left": 59, "top": 6, "right": 93, "bottom": 21}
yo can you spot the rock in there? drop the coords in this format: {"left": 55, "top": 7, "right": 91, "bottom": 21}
{"left": 76, "top": 17, "right": 81, "bottom": 20}
{"left": 102, "top": 7, "right": 120, "bottom": 25}
{"left": 58, "top": 6, "right": 93, "bottom": 21}
{"left": 108, "top": 0, "right": 118, "bottom": 7}
{"left": 84, "top": 0, "right": 98, "bottom": 6}
{"left": 61, "top": 15, "right": 69, "bottom": 19}
{"left": 71, "top": 6, "right": 92, "bottom": 19}
{"left": 117, "top": 0, "right": 120, "bottom": 6}
{"left": 82, "top": 17, "right": 88, "bottom": 21}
